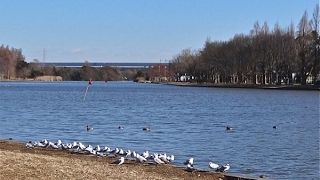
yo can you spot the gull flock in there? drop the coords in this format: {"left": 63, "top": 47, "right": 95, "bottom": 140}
{"left": 25, "top": 139, "right": 230, "bottom": 173}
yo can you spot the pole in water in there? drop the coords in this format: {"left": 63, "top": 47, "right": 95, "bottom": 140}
{"left": 83, "top": 79, "right": 93, "bottom": 101}
{"left": 83, "top": 85, "right": 90, "bottom": 101}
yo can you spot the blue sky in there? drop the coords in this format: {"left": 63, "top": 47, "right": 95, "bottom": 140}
{"left": 0, "top": 0, "right": 318, "bottom": 63}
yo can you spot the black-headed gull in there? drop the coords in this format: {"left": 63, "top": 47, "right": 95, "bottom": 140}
{"left": 117, "top": 148, "right": 125, "bottom": 156}
{"left": 131, "top": 151, "right": 137, "bottom": 158}
{"left": 167, "top": 154, "right": 175, "bottom": 162}
{"left": 34, "top": 141, "right": 47, "bottom": 147}
{"left": 141, "top": 150, "right": 149, "bottom": 159}
{"left": 55, "top": 140, "right": 62, "bottom": 146}
{"left": 110, "top": 148, "right": 120, "bottom": 154}
{"left": 93, "top": 145, "right": 101, "bottom": 152}
{"left": 26, "top": 141, "right": 34, "bottom": 148}
{"left": 153, "top": 155, "right": 165, "bottom": 164}
{"left": 186, "top": 164, "right": 195, "bottom": 172}
{"left": 209, "top": 162, "right": 219, "bottom": 170}
{"left": 135, "top": 154, "right": 147, "bottom": 163}
{"left": 183, "top": 157, "right": 194, "bottom": 166}
{"left": 158, "top": 153, "right": 169, "bottom": 163}
{"left": 112, "top": 157, "right": 125, "bottom": 165}
{"left": 216, "top": 164, "right": 230, "bottom": 172}
{"left": 101, "top": 146, "right": 111, "bottom": 153}
{"left": 78, "top": 142, "right": 86, "bottom": 150}
{"left": 125, "top": 150, "right": 131, "bottom": 157}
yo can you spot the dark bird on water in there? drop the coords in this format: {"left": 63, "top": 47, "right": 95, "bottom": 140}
{"left": 226, "top": 126, "right": 233, "bottom": 130}
{"left": 87, "top": 125, "right": 93, "bottom": 131}
{"left": 142, "top": 127, "right": 151, "bottom": 131}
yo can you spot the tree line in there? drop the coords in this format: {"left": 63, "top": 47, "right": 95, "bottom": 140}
{"left": 1, "top": 5, "right": 319, "bottom": 85}
{"left": 0, "top": 46, "right": 139, "bottom": 81}
{"left": 168, "top": 6, "right": 319, "bottom": 85}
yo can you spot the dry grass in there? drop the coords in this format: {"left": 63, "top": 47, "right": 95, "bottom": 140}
{"left": 0, "top": 140, "right": 226, "bottom": 180}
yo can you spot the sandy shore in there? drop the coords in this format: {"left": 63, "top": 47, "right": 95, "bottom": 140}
{"left": 0, "top": 139, "right": 229, "bottom": 180}
{"left": 0, "top": 139, "right": 268, "bottom": 180}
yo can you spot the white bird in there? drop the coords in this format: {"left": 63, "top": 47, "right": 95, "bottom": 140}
{"left": 216, "top": 164, "right": 230, "bottom": 172}
{"left": 131, "top": 151, "right": 137, "bottom": 158}
{"left": 94, "top": 145, "right": 101, "bottom": 152}
{"left": 186, "top": 164, "right": 195, "bottom": 172}
{"left": 167, "top": 155, "right": 175, "bottom": 162}
{"left": 110, "top": 148, "right": 120, "bottom": 154}
{"left": 209, "top": 162, "right": 219, "bottom": 170}
{"left": 158, "top": 154, "right": 169, "bottom": 163}
{"left": 33, "top": 141, "right": 46, "bottom": 147}
{"left": 26, "top": 141, "right": 34, "bottom": 148}
{"left": 96, "top": 151, "right": 106, "bottom": 157}
{"left": 101, "top": 146, "right": 111, "bottom": 153}
{"left": 112, "top": 157, "right": 125, "bottom": 165}
{"left": 55, "top": 139, "right": 62, "bottom": 146}
{"left": 78, "top": 142, "right": 86, "bottom": 150}
{"left": 48, "top": 141, "right": 60, "bottom": 149}
{"left": 61, "top": 143, "right": 72, "bottom": 149}
{"left": 117, "top": 148, "right": 125, "bottom": 156}
{"left": 141, "top": 150, "right": 149, "bottom": 159}
{"left": 153, "top": 155, "right": 165, "bottom": 164}
{"left": 41, "top": 139, "right": 48, "bottom": 145}
{"left": 183, "top": 157, "right": 194, "bottom": 166}
{"left": 125, "top": 150, "right": 132, "bottom": 157}
{"left": 136, "top": 154, "right": 147, "bottom": 163}
{"left": 72, "top": 141, "right": 78, "bottom": 147}
{"left": 85, "top": 145, "right": 93, "bottom": 152}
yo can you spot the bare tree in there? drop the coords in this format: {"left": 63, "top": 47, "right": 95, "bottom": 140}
{"left": 311, "top": 4, "right": 320, "bottom": 81}
{"left": 0, "top": 46, "right": 15, "bottom": 79}
{"left": 296, "top": 10, "right": 313, "bottom": 84}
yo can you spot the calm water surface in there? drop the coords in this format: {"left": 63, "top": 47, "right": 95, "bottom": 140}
{"left": 0, "top": 81, "right": 319, "bottom": 180}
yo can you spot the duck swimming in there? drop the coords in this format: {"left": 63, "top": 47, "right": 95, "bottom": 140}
{"left": 226, "top": 126, "right": 233, "bottom": 130}
{"left": 87, "top": 125, "right": 93, "bottom": 131}
{"left": 142, "top": 127, "right": 151, "bottom": 131}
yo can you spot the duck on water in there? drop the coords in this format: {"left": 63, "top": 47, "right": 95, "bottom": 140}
{"left": 142, "top": 127, "right": 151, "bottom": 131}
{"left": 87, "top": 126, "right": 93, "bottom": 131}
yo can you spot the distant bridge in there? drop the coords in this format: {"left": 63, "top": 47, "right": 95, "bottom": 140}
{"left": 43, "top": 62, "right": 168, "bottom": 69}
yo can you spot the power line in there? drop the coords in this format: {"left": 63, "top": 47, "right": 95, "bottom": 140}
{"left": 43, "top": 48, "right": 46, "bottom": 63}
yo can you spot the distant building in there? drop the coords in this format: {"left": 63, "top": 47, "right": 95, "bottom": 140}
{"left": 148, "top": 63, "right": 172, "bottom": 82}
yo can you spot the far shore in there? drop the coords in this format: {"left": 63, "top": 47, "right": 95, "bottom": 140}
{"left": 2, "top": 79, "right": 318, "bottom": 91}
{"left": 149, "top": 81, "right": 320, "bottom": 91}
{"left": 0, "top": 75, "right": 63, "bottom": 82}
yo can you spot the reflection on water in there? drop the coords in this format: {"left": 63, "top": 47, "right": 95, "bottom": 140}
{"left": 0, "top": 81, "right": 319, "bottom": 180}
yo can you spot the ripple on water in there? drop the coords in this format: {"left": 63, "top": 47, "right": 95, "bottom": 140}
{"left": 0, "top": 81, "right": 319, "bottom": 180}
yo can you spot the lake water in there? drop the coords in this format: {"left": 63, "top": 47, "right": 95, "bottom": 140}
{"left": 0, "top": 81, "right": 319, "bottom": 180}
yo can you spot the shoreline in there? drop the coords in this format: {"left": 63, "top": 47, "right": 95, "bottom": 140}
{"left": 151, "top": 82, "right": 320, "bottom": 91}
{"left": 0, "top": 139, "right": 267, "bottom": 180}
{"left": 2, "top": 80, "right": 319, "bottom": 91}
